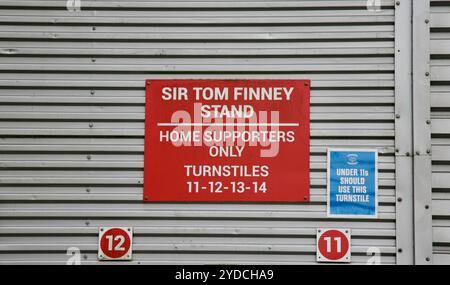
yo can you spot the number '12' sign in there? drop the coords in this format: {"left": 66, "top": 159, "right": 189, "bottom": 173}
{"left": 98, "top": 227, "right": 133, "bottom": 261}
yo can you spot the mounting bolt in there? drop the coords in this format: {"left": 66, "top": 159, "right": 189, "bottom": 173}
{"left": 90, "top": 90, "right": 95, "bottom": 95}
{"left": 398, "top": 248, "right": 403, "bottom": 253}
{"left": 426, "top": 257, "right": 431, "bottom": 262}
{"left": 426, "top": 120, "right": 431, "bottom": 125}
{"left": 92, "top": 26, "right": 96, "bottom": 31}
{"left": 85, "top": 221, "right": 90, "bottom": 226}
{"left": 416, "top": 151, "right": 420, "bottom": 155}
{"left": 425, "top": 72, "right": 430, "bottom": 76}
{"left": 395, "top": 148, "right": 399, "bottom": 153}
{"left": 427, "top": 149, "right": 431, "bottom": 154}
{"left": 87, "top": 154, "right": 91, "bottom": 160}
{"left": 83, "top": 254, "right": 88, "bottom": 260}
{"left": 89, "top": 122, "right": 94, "bottom": 128}
{"left": 395, "top": 114, "right": 400, "bottom": 119}
{"left": 425, "top": 205, "right": 430, "bottom": 209}
{"left": 425, "top": 19, "right": 429, "bottom": 24}
{"left": 91, "top": 58, "right": 96, "bottom": 63}
{"left": 86, "top": 188, "right": 91, "bottom": 193}
{"left": 397, "top": 197, "right": 402, "bottom": 202}
{"left": 396, "top": 1, "right": 400, "bottom": 6}
{"left": 406, "top": 152, "right": 410, "bottom": 156}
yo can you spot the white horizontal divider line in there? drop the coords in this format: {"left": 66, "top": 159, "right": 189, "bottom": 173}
{"left": 157, "top": 123, "right": 300, "bottom": 127}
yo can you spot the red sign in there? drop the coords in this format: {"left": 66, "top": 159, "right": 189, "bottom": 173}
{"left": 144, "top": 80, "right": 310, "bottom": 202}
{"left": 317, "top": 229, "right": 351, "bottom": 263}
{"left": 98, "top": 227, "right": 133, "bottom": 260}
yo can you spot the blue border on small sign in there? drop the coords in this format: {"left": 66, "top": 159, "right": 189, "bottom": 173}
{"left": 327, "top": 149, "right": 378, "bottom": 218}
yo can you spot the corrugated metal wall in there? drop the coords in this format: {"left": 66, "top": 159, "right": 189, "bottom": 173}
{"left": 431, "top": 0, "right": 450, "bottom": 265}
{"left": 0, "top": 0, "right": 397, "bottom": 264}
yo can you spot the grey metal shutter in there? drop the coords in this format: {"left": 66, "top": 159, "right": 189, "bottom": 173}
{"left": 0, "top": 0, "right": 396, "bottom": 264}
{"left": 430, "top": 0, "right": 450, "bottom": 265}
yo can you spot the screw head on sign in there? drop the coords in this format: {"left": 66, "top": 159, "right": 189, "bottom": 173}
{"left": 396, "top": 1, "right": 400, "bottom": 6}
{"left": 425, "top": 19, "right": 429, "bottom": 24}
{"left": 100, "top": 228, "right": 104, "bottom": 232}
{"left": 397, "top": 197, "right": 402, "bottom": 202}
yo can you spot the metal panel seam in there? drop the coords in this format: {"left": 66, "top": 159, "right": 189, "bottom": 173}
{"left": 412, "top": 0, "right": 433, "bottom": 265}
{"left": 394, "top": 0, "right": 414, "bottom": 265}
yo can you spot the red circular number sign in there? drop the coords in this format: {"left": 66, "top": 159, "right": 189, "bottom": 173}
{"left": 100, "top": 228, "right": 131, "bottom": 259}
{"left": 318, "top": 229, "right": 350, "bottom": 261}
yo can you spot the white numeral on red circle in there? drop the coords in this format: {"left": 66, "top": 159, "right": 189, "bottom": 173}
{"left": 106, "top": 235, "right": 126, "bottom": 251}
{"left": 324, "top": 236, "right": 342, "bottom": 253}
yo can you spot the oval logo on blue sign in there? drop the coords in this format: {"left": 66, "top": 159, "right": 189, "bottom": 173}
{"left": 346, "top": 154, "right": 358, "bottom": 165}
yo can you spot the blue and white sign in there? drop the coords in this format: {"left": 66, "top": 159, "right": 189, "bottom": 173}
{"left": 327, "top": 149, "right": 378, "bottom": 218}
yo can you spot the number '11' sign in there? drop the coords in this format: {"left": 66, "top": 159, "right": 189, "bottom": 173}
{"left": 317, "top": 229, "right": 351, "bottom": 263}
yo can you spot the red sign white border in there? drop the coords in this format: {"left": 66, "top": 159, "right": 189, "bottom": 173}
{"left": 98, "top": 226, "right": 133, "bottom": 261}
{"left": 316, "top": 228, "right": 351, "bottom": 263}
